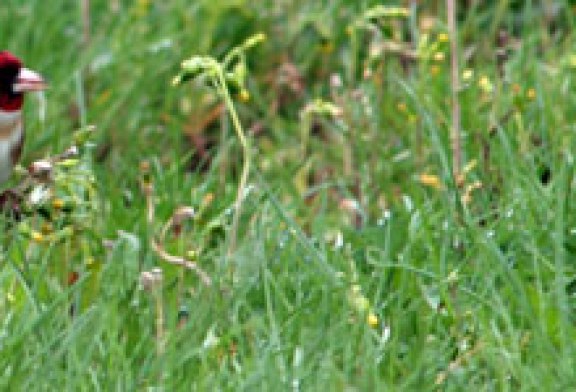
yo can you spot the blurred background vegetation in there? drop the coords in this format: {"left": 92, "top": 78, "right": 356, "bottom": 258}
{"left": 2, "top": 0, "right": 576, "bottom": 389}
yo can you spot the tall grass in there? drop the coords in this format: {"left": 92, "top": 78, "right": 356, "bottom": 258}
{"left": 1, "top": 0, "right": 576, "bottom": 389}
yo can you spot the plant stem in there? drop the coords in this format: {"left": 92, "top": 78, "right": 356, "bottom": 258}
{"left": 216, "top": 69, "right": 251, "bottom": 255}
{"left": 447, "top": 0, "right": 462, "bottom": 181}
{"left": 155, "top": 288, "right": 165, "bottom": 356}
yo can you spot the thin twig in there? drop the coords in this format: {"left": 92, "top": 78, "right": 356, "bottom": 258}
{"left": 81, "top": 0, "right": 90, "bottom": 49}
{"left": 447, "top": 0, "right": 462, "bottom": 181}
{"left": 143, "top": 178, "right": 212, "bottom": 287}
{"left": 154, "top": 284, "right": 165, "bottom": 355}
{"left": 150, "top": 238, "right": 212, "bottom": 287}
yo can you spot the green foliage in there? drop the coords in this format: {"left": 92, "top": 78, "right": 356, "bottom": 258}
{"left": 1, "top": 0, "right": 576, "bottom": 389}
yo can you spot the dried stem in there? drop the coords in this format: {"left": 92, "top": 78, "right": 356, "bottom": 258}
{"left": 143, "top": 179, "right": 212, "bottom": 287}
{"left": 447, "top": 0, "right": 462, "bottom": 181}
{"left": 154, "top": 285, "right": 165, "bottom": 355}
{"left": 150, "top": 239, "right": 212, "bottom": 287}
{"left": 81, "top": 0, "right": 91, "bottom": 48}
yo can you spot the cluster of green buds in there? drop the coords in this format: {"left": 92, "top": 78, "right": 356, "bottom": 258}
{"left": 301, "top": 98, "right": 343, "bottom": 118}
{"left": 172, "top": 32, "right": 266, "bottom": 102}
{"left": 348, "top": 5, "right": 409, "bottom": 33}
{"left": 417, "top": 32, "right": 450, "bottom": 65}
{"left": 347, "top": 284, "right": 379, "bottom": 328}
{"left": 345, "top": 5, "right": 410, "bottom": 80}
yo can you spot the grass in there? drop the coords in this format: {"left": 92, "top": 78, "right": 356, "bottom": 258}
{"left": 2, "top": 0, "right": 576, "bottom": 389}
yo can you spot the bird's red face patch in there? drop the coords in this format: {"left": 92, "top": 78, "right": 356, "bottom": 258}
{"left": 0, "top": 51, "right": 22, "bottom": 70}
{"left": 0, "top": 51, "right": 24, "bottom": 112}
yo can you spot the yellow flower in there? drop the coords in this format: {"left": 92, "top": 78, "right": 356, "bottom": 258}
{"left": 430, "top": 65, "right": 441, "bottom": 76}
{"left": 526, "top": 88, "right": 536, "bottom": 100}
{"left": 438, "top": 33, "right": 449, "bottom": 43}
{"left": 462, "top": 69, "right": 473, "bottom": 82}
{"left": 52, "top": 198, "right": 65, "bottom": 209}
{"left": 367, "top": 312, "right": 379, "bottom": 328}
{"left": 186, "top": 249, "right": 198, "bottom": 260}
{"left": 419, "top": 173, "right": 443, "bottom": 190}
{"left": 478, "top": 75, "right": 493, "bottom": 94}
{"left": 433, "top": 52, "right": 445, "bottom": 62}
{"left": 238, "top": 89, "right": 250, "bottom": 102}
{"left": 31, "top": 231, "right": 44, "bottom": 243}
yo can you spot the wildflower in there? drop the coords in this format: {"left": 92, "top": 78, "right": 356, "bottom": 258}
{"left": 447, "top": 270, "right": 459, "bottom": 284}
{"left": 242, "top": 32, "right": 266, "bottom": 49}
{"left": 31, "top": 231, "right": 44, "bottom": 243}
{"left": 349, "top": 285, "right": 370, "bottom": 312}
{"left": 363, "top": 5, "right": 409, "bottom": 20}
{"left": 433, "top": 51, "right": 445, "bottom": 62}
{"left": 438, "top": 33, "right": 449, "bottom": 43}
{"left": 430, "top": 65, "right": 441, "bottom": 76}
{"left": 52, "top": 198, "right": 65, "bottom": 209}
{"left": 478, "top": 75, "right": 493, "bottom": 94}
{"left": 397, "top": 102, "right": 408, "bottom": 113}
{"left": 419, "top": 173, "right": 443, "bottom": 190}
{"left": 186, "top": 249, "right": 198, "bottom": 260}
{"left": 367, "top": 312, "right": 379, "bottom": 327}
{"left": 462, "top": 69, "right": 473, "bottom": 82}
{"left": 238, "top": 89, "right": 250, "bottom": 102}
{"left": 526, "top": 88, "right": 536, "bottom": 100}
{"left": 462, "top": 159, "right": 477, "bottom": 175}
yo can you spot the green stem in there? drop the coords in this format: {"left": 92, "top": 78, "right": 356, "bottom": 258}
{"left": 215, "top": 68, "right": 251, "bottom": 255}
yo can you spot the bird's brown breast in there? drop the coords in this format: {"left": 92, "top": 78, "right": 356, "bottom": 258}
{"left": 0, "top": 116, "right": 23, "bottom": 165}
{"left": 0, "top": 115, "right": 21, "bottom": 139}
{"left": 10, "top": 127, "right": 23, "bottom": 165}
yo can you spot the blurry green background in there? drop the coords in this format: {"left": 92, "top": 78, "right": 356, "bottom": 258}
{"left": 2, "top": 0, "right": 576, "bottom": 389}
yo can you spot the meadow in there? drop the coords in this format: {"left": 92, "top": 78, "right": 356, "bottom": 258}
{"left": 1, "top": 0, "right": 576, "bottom": 389}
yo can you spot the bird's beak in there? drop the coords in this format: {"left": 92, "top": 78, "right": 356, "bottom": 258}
{"left": 12, "top": 68, "right": 47, "bottom": 93}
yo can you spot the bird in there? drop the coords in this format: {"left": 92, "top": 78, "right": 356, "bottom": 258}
{"left": 0, "top": 51, "right": 46, "bottom": 186}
